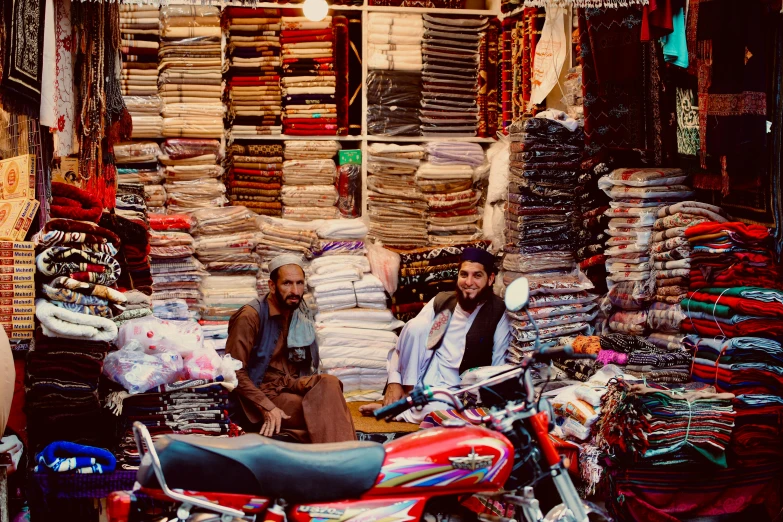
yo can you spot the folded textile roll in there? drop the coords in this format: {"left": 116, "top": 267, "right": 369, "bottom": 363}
{"left": 36, "top": 299, "right": 119, "bottom": 342}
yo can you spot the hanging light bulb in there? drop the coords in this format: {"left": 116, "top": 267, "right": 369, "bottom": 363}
{"left": 303, "top": 0, "right": 329, "bottom": 22}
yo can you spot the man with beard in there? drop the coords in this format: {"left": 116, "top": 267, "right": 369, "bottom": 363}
{"left": 226, "top": 254, "right": 356, "bottom": 442}
{"left": 360, "top": 248, "right": 510, "bottom": 423}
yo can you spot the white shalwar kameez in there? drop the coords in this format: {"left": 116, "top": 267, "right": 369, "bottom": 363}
{"left": 386, "top": 297, "right": 511, "bottom": 423}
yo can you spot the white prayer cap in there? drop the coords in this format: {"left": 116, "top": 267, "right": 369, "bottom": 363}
{"left": 269, "top": 254, "right": 305, "bottom": 274}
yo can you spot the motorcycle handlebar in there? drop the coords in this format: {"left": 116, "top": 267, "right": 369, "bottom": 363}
{"left": 373, "top": 397, "right": 411, "bottom": 421}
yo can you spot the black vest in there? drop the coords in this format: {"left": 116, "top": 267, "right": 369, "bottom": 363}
{"left": 432, "top": 291, "right": 506, "bottom": 374}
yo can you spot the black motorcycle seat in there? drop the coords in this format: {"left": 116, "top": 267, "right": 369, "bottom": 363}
{"left": 137, "top": 433, "right": 385, "bottom": 503}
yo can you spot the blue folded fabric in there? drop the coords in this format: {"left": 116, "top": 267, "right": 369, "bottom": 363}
{"left": 35, "top": 441, "right": 117, "bottom": 474}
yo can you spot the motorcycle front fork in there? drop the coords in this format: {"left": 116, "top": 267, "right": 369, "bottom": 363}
{"left": 502, "top": 465, "right": 588, "bottom": 522}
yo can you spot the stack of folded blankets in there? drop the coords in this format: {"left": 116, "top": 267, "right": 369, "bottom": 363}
{"left": 686, "top": 222, "right": 783, "bottom": 292}
{"left": 192, "top": 207, "right": 260, "bottom": 325}
{"left": 685, "top": 335, "right": 783, "bottom": 396}
{"left": 113, "top": 142, "right": 166, "bottom": 212}
{"left": 598, "top": 167, "right": 694, "bottom": 337}
{"left": 149, "top": 214, "right": 202, "bottom": 316}
{"left": 120, "top": 5, "right": 163, "bottom": 139}
{"left": 26, "top": 334, "right": 112, "bottom": 454}
{"left": 281, "top": 140, "right": 341, "bottom": 220}
{"left": 678, "top": 230, "right": 783, "bottom": 340}
{"left": 256, "top": 216, "right": 319, "bottom": 295}
{"left": 417, "top": 142, "right": 484, "bottom": 246}
{"left": 99, "top": 212, "right": 154, "bottom": 298}
{"left": 160, "top": 139, "right": 226, "bottom": 213}
{"left": 503, "top": 115, "right": 596, "bottom": 361}
{"left": 281, "top": 16, "right": 338, "bottom": 136}
{"left": 367, "top": 13, "right": 423, "bottom": 136}
{"left": 366, "top": 143, "right": 428, "bottom": 247}
{"left": 596, "top": 379, "right": 735, "bottom": 468}
{"left": 728, "top": 394, "right": 783, "bottom": 467}
{"left": 159, "top": 5, "right": 225, "bottom": 138}
{"left": 391, "top": 241, "right": 490, "bottom": 321}
{"left": 34, "top": 184, "right": 125, "bottom": 343}
{"left": 645, "top": 201, "right": 729, "bottom": 350}
{"left": 309, "top": 219, "right": 400, "bottom": 401}
{"left": 679, "top": 223, "right": 783, "bottom": 339}
{"left": 107, "top": 380, "right": 238, "bottom": 470}
{"left": 419, "top": 15, "right": 486, "bottom": 137}
{"left": 224, "top": 7, "right": 283, "bottom": 138}
{"left": 226, "top": 142, "right": 283, "bottom": 216}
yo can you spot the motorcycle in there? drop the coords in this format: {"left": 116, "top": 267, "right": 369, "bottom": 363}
{"left": 108, "top": 277, "right": 609, "bottom": 522}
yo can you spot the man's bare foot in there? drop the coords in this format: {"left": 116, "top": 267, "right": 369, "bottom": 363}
{"left": 359, "top": 403, "right": 382, "bottom": 416}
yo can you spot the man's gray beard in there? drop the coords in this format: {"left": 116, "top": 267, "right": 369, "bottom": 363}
{"left": 456, "top": 284, "right": 492, "bottom": 311}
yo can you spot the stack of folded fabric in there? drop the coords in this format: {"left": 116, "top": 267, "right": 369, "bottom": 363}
{"left": 256, "top": 216, "right": 319, "bottom": 295}
{"left": 729, "top": 394, "right": 783, "bottom": 467}
{"left": 113, "top": 142, "right": 165, "bottom": 213}
{"left": 280, "top": 16, "right": 338, "bottom": 136}
{"left": 35, "top": 184, "right": 125, "bottom": 340}
{"left": 366, "top": 143, "right": 428, "bottom": 247}
{"left": 224, "top": 7, "right": 283, "bottom": 138}
{"left": 26, "top": 334, "right": 112, "bottom": 453}
{"left": 390, "top": 240, "right": 490, "bottom": 321}
{"left": 685, "top": 336, "right": 783, "bottom": 396}
{"left": 595, "top": 333, "right": 692, "bottom": 384}
{"left": 502, "top": 115, "right": 596, "bottom": 361}
{"left": 417, "top": 142, "right": 484, "bottom": 246}
{"left": 192, "top": 207, "right": 261, "bottom": 324}
{"left": 226, "top": 142, "right": 283, "bottom": 216}
{"left": 106, "top": 380, "right": 238, "bottom": 470}
{"left": 598, "top": 167, "right": 694, "bottom": 337}
{"left": 597, "top": 379, "right": 735, "bottom": 468}
{"left": 160, "top": 139, "right": 226, "bottom": 213}
{"left": 149, "top": 213, "right": 205, "bottom": 319}
{"left": 367, "top": 13, "right": 423, "bottom": 136}
{"left": 281, "top": 140, "right": 341, "bottom": 220}
{"left": 115, "top": 183, "right": 148, "bottom": 224}
{"left": 644, "top": 201, "right": 730, "bottom": 350}
{"left": 159, "top": 5, "right": 225, "bottom": 138}
{"left": 120, "top": 5, "right": 163, "bottom": 139}
{"left": 419, "top": 15, "right": 486, "bottom": 137}
{"left": 686, "top": 222, "right": 783, "bottom": 291}
{"left": 309, "top": 219, "right": 399, "bottom": 401}
{"left": 113, "top": 290, "right": 153, "bottom": 327}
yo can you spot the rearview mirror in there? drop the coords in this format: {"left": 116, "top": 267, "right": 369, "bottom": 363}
{"left": 504, "top": 277, "right": 529, "bottom": 312}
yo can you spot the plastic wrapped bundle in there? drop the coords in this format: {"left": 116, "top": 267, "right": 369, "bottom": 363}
{"left": 281, "top": 141, "right": 341, "bottom": 220}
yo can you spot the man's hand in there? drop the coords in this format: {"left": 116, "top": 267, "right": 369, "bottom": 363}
{"left": 260, "top": 407, "right": 290, "bottom": 437}
{"left": 384, "top": 383, "right": 405, "bottom": 406}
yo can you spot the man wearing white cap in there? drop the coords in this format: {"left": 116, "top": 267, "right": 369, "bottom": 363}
{"left": 226, "top": 254, "right": 356, "bottom": 442}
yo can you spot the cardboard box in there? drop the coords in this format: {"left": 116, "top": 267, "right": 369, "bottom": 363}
{"left": 0, "top": 297, "right": 34, "bottom": 307}
{"left": 1, "top": 317, "right": 35, "bottom": 332}
{"left": 0, "top": 272, "right": 34, "bottom": 283}
{"left": 7, "top": 330, "right": 34, "bottom": 340}
{"left": 0, "top": 200, "right": 29, "bottom": 240}
{"left": 0, "top": 154, "right": 35, "bottom": 200}
{"left": 0, "top": 241, "right": 34, "bottom": 251}
{"left": 0, "top": 250, "right": 35, "bottom": 263}
{"left": 0, "top": 265, "right": 35, "bottom": 275}
{"left": 14, "top": 199, "right": 39, "bottom": 241}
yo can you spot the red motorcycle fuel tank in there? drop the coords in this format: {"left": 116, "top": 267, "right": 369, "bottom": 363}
{"left": 363, "top": 425, "right": 514, "bottom": 497}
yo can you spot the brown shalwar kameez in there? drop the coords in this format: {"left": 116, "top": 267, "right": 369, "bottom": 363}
{"left": 226, "top": 295, "right": 356, "bottom": 443}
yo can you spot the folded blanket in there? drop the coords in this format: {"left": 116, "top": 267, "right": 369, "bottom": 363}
{"left": 50, "top": 183, "right": 104, "bottom": 223}
{"left": 35, "top": 441, "right": 117, "bottom": 474}
{"left": 47, "top": 276, "right": 127, "bottom": 304}
{"left": 37, "top": 247, "right": 122, "bottom": 286}
{"left": 36, "top": 299, "right": 119, "bottom": 342}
